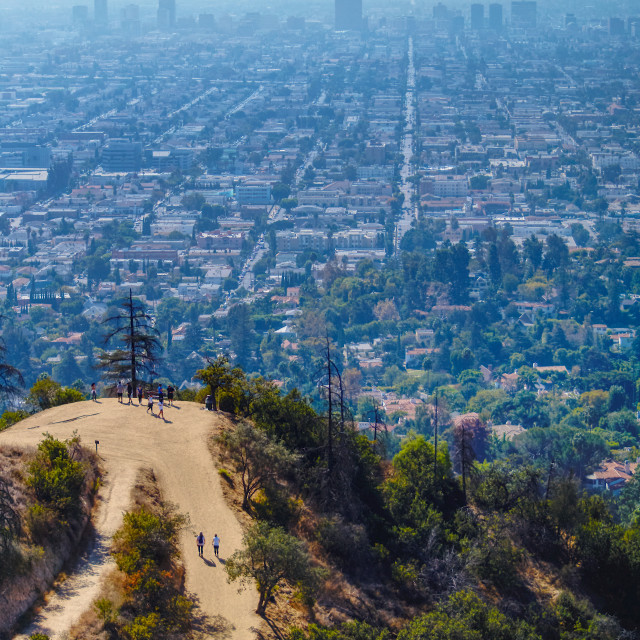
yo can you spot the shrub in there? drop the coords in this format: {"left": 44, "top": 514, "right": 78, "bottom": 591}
{"left": 468, "top": 528, "right": 522, "bottom": 591}
{"left": 218, "top": 468, "right": 233, "bottom": 484}
{"left": 94, "top": 597, "right": 116, "bottom": 624}
{"left": 112, "top": 507, "right": 184, "bottom": 576}
{"left": 54, "top": 387, "right": 85, "bottom": 406}
{"left": 253, "top": 485, "right": 301, "bottom": 528}
{"left": 315, "top": 516, "right": 371, "bottom": 574}
{"left": 194, "top": 387, "right": 208, "bottom": 404}
{"left": 122, "top": 613, "right": 160, "bottom": 640}
{"left": 26, "top": 434, "right": 86, "bottom": 519}
{"left": 217, "top": 390, "right": 235, "bottom": 413}
{"left": 27, "top": 378, "right": 85, "bottom": 412}
{"left": 0, "top": 410, "right": 29, "bottom": 432}
{"left": 176, "top": 388, "right": 196, "bottom": 402}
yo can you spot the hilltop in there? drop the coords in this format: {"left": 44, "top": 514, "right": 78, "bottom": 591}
{"left": 0, "top": 399, "right": 259, "bottom": 640}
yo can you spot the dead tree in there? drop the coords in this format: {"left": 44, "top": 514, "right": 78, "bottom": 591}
{"left": 98, "top": 289, "right": 161, "bottom": 391}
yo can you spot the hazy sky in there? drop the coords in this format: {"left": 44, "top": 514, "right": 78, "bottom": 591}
{"left": 0, "top": 0, "right": 635, "bottom": 25}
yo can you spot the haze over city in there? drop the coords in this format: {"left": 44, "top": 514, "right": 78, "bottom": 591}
{"left": 2, "top": 1, "right": 640, "bottom": 640}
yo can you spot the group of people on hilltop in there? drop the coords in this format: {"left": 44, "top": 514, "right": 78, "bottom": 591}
{"left": 91, "top": 380, "right": 175, "bottom": 417}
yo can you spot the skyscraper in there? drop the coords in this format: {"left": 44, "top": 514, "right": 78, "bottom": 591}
{"left": 489, "top": 3, "right": 503, "bottom": 30}
{"left": 511, "top": 1, "right": 536, "bottom": 28}
{"left": 470, "top": 4, "right": 484, "bottom": 30}
{"left": 335, "top": 0, "right": 362, "bottom": 31}
{"left": 121, "top": 4, "right": 140, "bottom": 36}
{"left": 94, "top": 0, "right": 108, "bottom": 25}
{"left": 72, "top": 5, "right": 89, "bottom": 25}
{"left": 158, "top": 0, "right": 176, "bottom": 29}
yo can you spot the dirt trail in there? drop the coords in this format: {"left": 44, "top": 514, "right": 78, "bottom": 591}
{"left": 0, "top": 399, "right": 260, "bottom": 640}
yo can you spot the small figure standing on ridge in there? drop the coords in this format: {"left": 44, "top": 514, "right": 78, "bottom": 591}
{"left": 91, "top": 382, "right": 97, "bottom": 402}
{"left": 116, "top": 380, "right": 124, "bottom": 403}
{"left": 167, "top": 384, "right": 175, "bottom": 407}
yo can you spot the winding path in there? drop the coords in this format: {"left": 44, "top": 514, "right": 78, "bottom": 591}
{"left": 0, "top": 399, "right": 260, "bottom": 640}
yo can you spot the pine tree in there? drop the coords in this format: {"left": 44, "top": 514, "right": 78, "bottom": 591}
{"left": 98, "top": 289, "right": 161, "bottom": 390}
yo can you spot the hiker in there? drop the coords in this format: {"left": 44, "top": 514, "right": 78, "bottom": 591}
{"left": 137, "top": 384, "right": 143, "bottom": 404}
{"left": 158, "top": 396, "right": 164, "bottom": 420}
{"left": 146, "top": 393, "right": 154, "bottom": 415}
{"left": 213, "top": 533, "right": 220, "bottom": 557}
{"left": 167, "top": 384, "right": 174, "bottom": 406}
{"left": 91, "top": 382, "right": 97, "bottom": 402}
{"left": 116, "top": 380, "right": 124, "bottom": 403}
{"left": 197, "top": 532, "right": 205, "bottom": 557}
{"left": 127, "top": 382, "right": 132, "bottom": 404}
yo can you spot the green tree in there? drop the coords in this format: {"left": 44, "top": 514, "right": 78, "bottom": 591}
{"left": 226, "top": 522, "right": 325, "bottom": 615}
{"left": 26, "top": 377, "right": 83, "bottom": 411}
{"left": 571, "top": 223, "right": 590, "bottom": 247}
{"left": 227, "top": 303, "right": 254, "bottom": 368}
{"left": 195, "top": 355, "right": 241, "bottom": 411}
{"left": 215, "top": 421, "right": 297, "bottom": 510}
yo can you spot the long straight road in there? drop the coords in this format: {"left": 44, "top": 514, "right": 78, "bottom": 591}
{"left": 395, "top": 37, "right": 418, "bottom": 254}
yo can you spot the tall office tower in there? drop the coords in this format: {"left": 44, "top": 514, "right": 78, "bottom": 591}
{"left": 511, "top": 1, "right": 536, "bottom": 28}
{"left": 470, "top": 4, "right": 484, "bottom": 30}
{"left": 72, "top": 5, "right": 89, "bottom": 24}
{"left": 609, "top": 17, "right": 625, "bottom": 36}
{"left": 121, "top": 4, "right": 140, "bottom": 36}
{"left": 94, "top": 0, "right": 108, "bottom": 25}
{"left": 335, "top": 0, "right": 362, "bottom": 31}
{"left": 433, "top": 2, "right": 450, "bottom": 20}
{"left": 489, "top": 3, "right": 503, "bottom": 29}
{"left": 157, "top": 0, "right": 176, "bottom": 29}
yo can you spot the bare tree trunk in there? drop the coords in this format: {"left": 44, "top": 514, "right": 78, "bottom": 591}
{"left": 326, "top": 336, "right": 333, "bottom": 474}
{"left": 433, "top": 389, "right": 438, "bottom": 481}
{"left": 129, "top": 289, "right": 137, "bottom": 390}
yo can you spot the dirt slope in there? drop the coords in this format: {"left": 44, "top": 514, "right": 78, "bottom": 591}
{"left": 0, "top": 399, "right": 260, "bottom": 640}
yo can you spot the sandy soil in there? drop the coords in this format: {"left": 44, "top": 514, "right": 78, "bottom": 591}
{"left": 0, "top": 399, "right": 260, "bottom": 640}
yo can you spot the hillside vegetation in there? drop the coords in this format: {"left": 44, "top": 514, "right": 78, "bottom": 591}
{"left": 0, "top": 433, "right": 99, "bottom": 637}
{"left": 200, "top": 358, "right": 640, "bottom": 640}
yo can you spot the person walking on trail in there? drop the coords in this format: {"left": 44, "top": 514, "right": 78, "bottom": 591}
{"left": 116, "top": 380, "right": 124, "bottom": 403}
{"left": 158, "top": 397, "right": 164, "bottom": 420}
{"left": 167, "top": 384, "right": 175, "bottom": 407}
{"left": 126, "top": 382, "right": 132, "bottom": 404}
{"left": 213, "top": 534, "right": 220, "bottom": 558}
{"left": 137, "top": 384, "right": 143, "bottom": 405}
{"left": 91, "top": 383, "right": 97, "bottom": 402}
{"left": 146, "top": 393, "right": 154, "bottom": 415}
{"left": 197, "top": 532, "right": 205, "bottom": 557}
{"left": 158, "top": 385, "right": 164, "bottom": 404}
